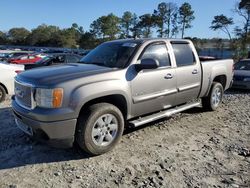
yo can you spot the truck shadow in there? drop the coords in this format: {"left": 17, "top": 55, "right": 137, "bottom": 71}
{"left": 0, "top": 107, "right": 91, "bottom": 170}
{"left": 225, "top": 88, "right": 250, "bottom": 94}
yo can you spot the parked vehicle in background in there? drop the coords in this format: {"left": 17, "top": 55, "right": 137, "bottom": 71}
{"left": 0, "top": 51, "right": 31, "bottom": 62}
{"left": 232, "top": 59, "right": 250, "bottom": 89}
{"left": 24, "top": 53, "right": 82, "bottom": 70}
{"left": 79, "top": 49, "right": 91, "bottom": 57}
{"left": 8, "top": 54, "right": 43, "bottom": 64}
{"left": 0, "top": 62, "right": 24, "bottom": 102}
{"left": 12, "top": 39, "right": 234, "bottom": 155}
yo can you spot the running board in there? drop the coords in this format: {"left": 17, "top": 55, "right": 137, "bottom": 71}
{"left": 129, "top": 102, "right": 201, "bottom": 127}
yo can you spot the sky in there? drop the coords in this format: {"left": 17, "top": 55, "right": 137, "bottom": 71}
{"left": 0, "top": 0, "right": 243, "bottom": 39}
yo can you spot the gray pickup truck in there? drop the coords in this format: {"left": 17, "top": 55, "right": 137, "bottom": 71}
{"left": 12, "top": 39, "right": 234, "bottom": 155}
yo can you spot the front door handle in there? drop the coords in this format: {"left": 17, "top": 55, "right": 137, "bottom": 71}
{"left": 192, "top": 69, "right": 198, "bottom": 74}
{"left": 164, "top": 73, "right": 173, "bottom": 79}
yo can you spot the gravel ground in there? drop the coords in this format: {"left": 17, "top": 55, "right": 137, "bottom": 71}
{"left": 0, "top": 90, "right": 249, "bottom": 188}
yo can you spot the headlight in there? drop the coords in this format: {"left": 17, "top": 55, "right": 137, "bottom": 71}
{"left": 35, "top": 88, "right": 63, "bottom": 108}
{"left": 243, "top": 77, "right": 250, "bottom": 82}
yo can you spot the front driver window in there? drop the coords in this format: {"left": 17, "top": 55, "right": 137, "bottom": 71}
{"left": 141, "top": 43, "right": 171, "bottom": 67}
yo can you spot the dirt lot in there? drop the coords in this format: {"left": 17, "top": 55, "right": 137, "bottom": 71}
{"left": 0, "top": 90, "right": 249, "bottom": 188}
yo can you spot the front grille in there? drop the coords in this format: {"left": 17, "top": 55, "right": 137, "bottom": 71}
{"left": 15, "top": 80, "right": 33, "bottom": 109}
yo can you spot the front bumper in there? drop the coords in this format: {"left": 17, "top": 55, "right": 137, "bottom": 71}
{"left": 12, "top": 100, "right": 77, "bottom": 148}
{"left": 232, "top": 81, "right": 250, "bottom": 90}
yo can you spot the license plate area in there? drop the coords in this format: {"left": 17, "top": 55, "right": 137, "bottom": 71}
{"left": 15, "top": 118, "right": 33, "bottom": 136}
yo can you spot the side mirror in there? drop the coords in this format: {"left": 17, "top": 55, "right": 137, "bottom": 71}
{"left": 135, "top": 58, "right": 159, "bottom": 71}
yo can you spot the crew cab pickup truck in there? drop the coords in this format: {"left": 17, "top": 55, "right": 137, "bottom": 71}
{"left": 12, "top": 39, "right": 234, "bottom": 155}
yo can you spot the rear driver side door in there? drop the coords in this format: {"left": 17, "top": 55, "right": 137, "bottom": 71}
{"left": 171, "top": 42, "right": 201, "bottom": 104}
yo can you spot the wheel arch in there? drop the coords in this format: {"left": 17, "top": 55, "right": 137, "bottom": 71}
{"left": 78, "top": 94, "right": 129, "bottom": 121}
{"left": 213, "top": 75, "right": 227, "bottom": 89}
{"left": 0, "top": 82, "right": 8, "bottom": 94}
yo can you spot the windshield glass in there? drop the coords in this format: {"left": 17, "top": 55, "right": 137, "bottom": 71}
{"left": 79, "top": 41, "right": 139, "bottom": 68}
{"left": 235, "top": 60, "right": 250, "bottom": 70}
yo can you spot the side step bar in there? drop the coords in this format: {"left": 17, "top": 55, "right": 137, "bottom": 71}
{"left": 129, "top": 102, "right": 201, "bottom": 127}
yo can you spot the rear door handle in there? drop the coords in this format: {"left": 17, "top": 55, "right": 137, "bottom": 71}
{"left": 164, "top": 73, "right": 173, "bottom": 79}
{"left": 192, "top": 69, "right": 198, "bottom": 74}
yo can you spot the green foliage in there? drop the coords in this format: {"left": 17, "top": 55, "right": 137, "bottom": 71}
{"left": 130, "top": 13, "right": 141, "bottom": 38}
{"left": 178, "top": 2, "right": 195, "bottom": 38}
{"left": 234, "top": 0, "right": 250, "bottom": 56}
{"left": 210, "top": 14, "right": 234, "bottom": 40}
{"left": 138, "top": 14, "right": 154, "bottom": 38}
{"left": 90, "top": 13, "right": 120, "bottom": 39}
{"left": 153, "top": 2, "right": 178, "bottom": 38}
{"left": 79, "top": 32, "right": 102, "bottom": 49}
{"left": 8, "top": 27, "right": 30, "bottom": 45}
{"left": 0, "top": 31, "right": 8, "bottom": 44}
{"left": 120, "top": 11, "right": 133, "bottom": 38}
{"left": 27, "top": 24, "right": 60, "bottom": 46}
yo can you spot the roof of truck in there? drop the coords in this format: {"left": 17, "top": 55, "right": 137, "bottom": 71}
{"left": 106, "top": 38, "right": 190, "bottom": 44}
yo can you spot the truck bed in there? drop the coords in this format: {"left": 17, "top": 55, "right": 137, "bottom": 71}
{"left": 199, "top": 59, "right": 234, "bottom": 97}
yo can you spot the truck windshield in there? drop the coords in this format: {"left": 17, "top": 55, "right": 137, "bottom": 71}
{"left": 79, "top": 42, "right": 138, "bottom": 68}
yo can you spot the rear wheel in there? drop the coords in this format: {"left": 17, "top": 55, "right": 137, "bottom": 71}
{"left": 202, "top": 82, "right": 224, "bottom": 111}
{"left": 0, "top": 85, "right": 6, "bottom": 103}
{"left": 76, "top": 103, "right": 124, "bottom": 155}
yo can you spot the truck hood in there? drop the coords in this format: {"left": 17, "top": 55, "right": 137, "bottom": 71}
{"left": 16, "top": 63, "right": 115, "bottom": 85}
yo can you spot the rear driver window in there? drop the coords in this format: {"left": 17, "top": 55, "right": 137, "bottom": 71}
{"left": 172, "top": 43, "right": 195, "bottom": 67}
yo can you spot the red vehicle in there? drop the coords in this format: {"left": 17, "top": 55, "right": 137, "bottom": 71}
{"left": 9, "top": 54, "right": 42, "bottom": 64}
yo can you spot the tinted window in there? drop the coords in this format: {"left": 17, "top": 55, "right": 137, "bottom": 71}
{"left": 54, "top": 55, "right": 65, "bottom": 64}
{"left": 67, "top": 55, "right": 80, "bottom": 63}
{"left": 80, "top": 42, "right": 138, "bottom": 68}
{"left": 172, "top": 43, "right": 195, "bottom": 67}
{"left": 141, "top": 44, "right": 170, "bottom": 67}
{"left": 235, "top": 60, "right": 250, "bottom": 70}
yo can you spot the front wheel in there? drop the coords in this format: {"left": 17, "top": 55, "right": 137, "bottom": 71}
{"left": 202, "top": 82, "right": 224, "bottom": 111}
{"left": 76, "top": 103, "right": 124, "bottom": 155}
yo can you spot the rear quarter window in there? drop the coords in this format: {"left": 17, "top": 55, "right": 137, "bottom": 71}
{"left": 172, "top": 43, "right": 195, "bottom": 67}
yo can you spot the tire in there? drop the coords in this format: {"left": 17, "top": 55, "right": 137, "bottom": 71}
{"left": 202, "top": 82, "right": 224, "bottom": 111}
{"left": 0, "top": 85, "right": 6, "bottom": 103}
{"left": 76, "top": 103, "right": 124, "bottom": 155}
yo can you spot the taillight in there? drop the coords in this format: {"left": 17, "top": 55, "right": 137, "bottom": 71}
{"left": 15, "top": 70, "right": 23, "bottom": 74}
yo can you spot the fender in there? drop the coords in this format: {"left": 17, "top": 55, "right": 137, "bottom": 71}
{"left": 69, "top": 79, "right": 132, "bottom": 119}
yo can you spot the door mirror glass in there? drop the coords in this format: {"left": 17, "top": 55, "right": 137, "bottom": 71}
{"left": 135, "top": 58, "right": 159, "bottom": 71}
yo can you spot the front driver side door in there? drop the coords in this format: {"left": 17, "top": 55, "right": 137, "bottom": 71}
{"left": 131, "top": 42, "right": 177, "bottom": 117}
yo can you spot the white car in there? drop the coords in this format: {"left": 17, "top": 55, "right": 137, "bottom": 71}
{"left": 0, "top": 62, "right": 24, "bottom": 102}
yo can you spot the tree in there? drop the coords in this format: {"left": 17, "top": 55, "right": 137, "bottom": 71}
{"left": 8, "top": 27, "right": 30, "bottom": 45}
{"left": 138, "top": 14, "right": 154, "bottom": 38}
{"left": 90, "top": 13, "right": 120, "bottom": 39}
{"left": 79, "top": 32, "right": 101, "bottom": 49}
{"left": 28, "top": 24, "right": 61, "bottom": 46}
{"left": 171, "top": 12, "right": 179, "bottom": 38}
{"left": 178, "top": 2, "right": 195, "bottom": 38}
{"left": 130, "top": 13, "right": 141, "bottom": 38}
{"left": 120, "top": 11, "right": 133, "bottom": 38}
{"left": 210, "top": 14, "right": 234, "bottom": 40}
{"left": 234, "top": 0, "right": 250, "bottom": 49}
{"left": 0, "top": 31, "right": 8, "bottom": 44}
{"left": 90, "top": 19, "right": 103, "bottom": 38}
{"left": 153, "top": 2, "right": 178, "bottom": 38}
